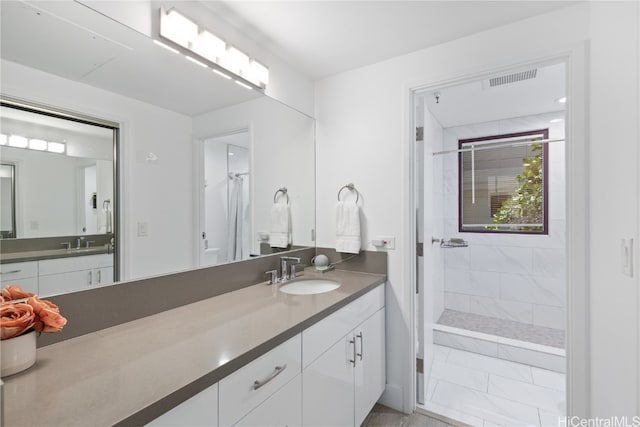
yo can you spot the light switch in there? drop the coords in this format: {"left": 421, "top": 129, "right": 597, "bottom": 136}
{"left": 137, "top": 222, "right": 149, "bottom": 237}
{"left": 621, "top": 238, "right": 634, "bottom": 277}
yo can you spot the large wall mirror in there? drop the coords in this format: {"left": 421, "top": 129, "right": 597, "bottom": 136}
{"left": 0, "top": 0, "right": 315, "bottom": 296}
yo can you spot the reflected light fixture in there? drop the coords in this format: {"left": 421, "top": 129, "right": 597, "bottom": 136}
{"left": 2, "top": 133, "right": 66, "bottom": 153}
{"left": 157, "top": 7, "right": 269, "bottom": 90}
{"left": 153, "top": 40, "right": 179, "bottom": 54}
{"left": 8, "top": 135, "right": 28, "bottom": 148}
{"left": 555, "top": 96, "right": 567, "bottom": 104}
{"left": 29, "top": 138, "right": 48, "bottom": 150}
{"left": 185, "top": 56, "right": 208, "bottom": 68}
{"left": 47, "top": 142, "right": 66, "bottom": 154}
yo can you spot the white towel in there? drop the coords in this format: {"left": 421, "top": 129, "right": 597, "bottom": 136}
{"left": 269, "top": 202, "right": 291, "bottom": 248}
{"left": 336, "top": 201, "right": 361, "bottom": 254}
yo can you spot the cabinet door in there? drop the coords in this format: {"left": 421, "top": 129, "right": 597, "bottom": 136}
{"left": 219, "top": 334, "right": 300, "bottom": 427}
{"left": 94, "top": 267, "right": 113, "bottom": 286}
{"left": 354, "top": 308, "right": 386, "bottom": 427}
{"left": 0, "top": 277, "right": 38, "bottom": 295}
{"left": 234, "top": 375, "right": 301, "bottom": 427}
{"left": 303, "top": 335, "right": 355, "bottom": 427}
{"left": 39, "top": 270, "right": 91, "bottom": 296}
{"left": 0, "top": 261, "right": 39, "bottom": 294}
{"left": 146, "top": 383, "right": 218, "bottom": 427}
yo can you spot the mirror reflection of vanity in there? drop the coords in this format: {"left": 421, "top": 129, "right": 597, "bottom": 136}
{"left": 0, "top": 1, "right": 315, "bottom": 296}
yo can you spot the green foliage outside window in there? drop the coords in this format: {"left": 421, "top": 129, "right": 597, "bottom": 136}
{"left": 490, "top": 143, "right": 543, "bottom": 231}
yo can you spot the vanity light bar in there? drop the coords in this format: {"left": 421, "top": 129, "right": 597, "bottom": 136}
{"left": 47, "top": 142, "right": 66, "bottom": 154}
{"left": 8, "top": 135, "right": 28, "bottom": 148}
{"left": 157, "top": 7, "right": 269, "bottom": 90}
{"left": 28, "top": 138, "right": 48, "bottom": 151}
{"left": 0, "top": 133, "right": 66, "bottom": 154}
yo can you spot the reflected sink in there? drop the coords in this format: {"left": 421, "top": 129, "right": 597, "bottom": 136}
{"left": 279, "top": 279, "right": 341, "bottom": 295}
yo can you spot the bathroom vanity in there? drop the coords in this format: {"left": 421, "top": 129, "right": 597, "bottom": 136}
{"left": 1, "top": 268, "right": 386, "bottom": 426}
{"left": 0, "top": 245, "right": 113, "bottom": 297}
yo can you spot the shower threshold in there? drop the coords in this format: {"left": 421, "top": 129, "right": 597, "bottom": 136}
{"left": 434, "top": 310, "right": 565, "bottom": 373}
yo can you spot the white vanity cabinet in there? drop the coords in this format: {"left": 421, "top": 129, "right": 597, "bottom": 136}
{"left": 38, "top": 254, "right": 114, "bottom": 296}
{"left": 146, "top": 383, "right": 219, "bottom": 427}
{"left": 0, "top": 261, "right": 39, "bottom": 294}
{"left": 234, "top": 375, "right": 302, "bottom": 427}
{"left": 302, "top": 284, "right": 386, "bottom": 427}
{"left": 219, "top": 333, "right": 301, "bottom": 426}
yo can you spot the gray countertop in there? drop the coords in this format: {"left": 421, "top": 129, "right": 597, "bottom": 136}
{"left": 0, "top": 246, "right": 110, "bottom": 263}
{"left": 2, "top": 269, "right": 385, "bottom": 426}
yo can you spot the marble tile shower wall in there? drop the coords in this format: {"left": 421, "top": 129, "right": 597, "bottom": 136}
{"left": 435, "top": 112, "right": 566, "bottom": 331}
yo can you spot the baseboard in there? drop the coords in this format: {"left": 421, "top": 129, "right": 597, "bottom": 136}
{"left": 378, "top": 384, "right": 405, "bottom": 413}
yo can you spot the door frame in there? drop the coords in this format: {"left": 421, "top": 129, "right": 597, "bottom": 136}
{"left": 406, "top": 44, "right": 590, "bottom": 417}
{"left": 194, "top": 125, "right": 253, "bottom": 267}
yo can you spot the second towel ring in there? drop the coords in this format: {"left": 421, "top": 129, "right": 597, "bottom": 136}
{"left": 274, "top": 187, "right": 289, "bottom": 204}
{"left": 337, "top": 183, "right": 359, "bottom": 203}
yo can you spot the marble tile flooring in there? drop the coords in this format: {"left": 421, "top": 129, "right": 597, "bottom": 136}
{"left": 362, "top": 404, "right": 456, "bottom": 427}
{"left": 419, "top": 345, "right": 566, "bottom": 426}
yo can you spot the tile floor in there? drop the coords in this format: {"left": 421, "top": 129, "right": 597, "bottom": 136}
{"left": 362, "top": 404, "right": 456, "bottom": 427}
{"left": 420, "top": 345, "right": 566, "bottom": 427}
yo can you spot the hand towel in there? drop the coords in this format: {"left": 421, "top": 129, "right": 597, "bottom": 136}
{"left": 270, "top": 202, "right": 291, "bottom": 248}
{"left": 336, "top": 201, "right": 361, "bottom": 254}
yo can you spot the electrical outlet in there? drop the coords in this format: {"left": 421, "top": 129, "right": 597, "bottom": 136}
{"left": 137, "top": 222, "right": 149, "bottom": 237}
{"left": 377, "top": 236, "right": 396, "bottom": 250}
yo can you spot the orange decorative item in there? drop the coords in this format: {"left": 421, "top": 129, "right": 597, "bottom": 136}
{"left": 0, "top": 284, "right": 67, "bottom": 376}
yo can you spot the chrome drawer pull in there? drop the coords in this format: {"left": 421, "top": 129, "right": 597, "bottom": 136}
{"left": 349, "top": 338, "right": 356, "bottom": 366}
{"left": 356, "top": 332, "right": 363, "bottom": 361}
{"left": 253, "top": 364, "right": 287, "bottom": 390}
{"left": 0, "top": 270, "right": 21, "bottom": 275}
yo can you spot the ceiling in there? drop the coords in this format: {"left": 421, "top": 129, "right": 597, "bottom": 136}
{"left": 206, "top": 1, "right": 579, "bottom": 80}
{"left": 0, "top": 1, "right": 262, "bottom": 117}
{"left": 421, "top": 61, "right": 566, "bottom": 128}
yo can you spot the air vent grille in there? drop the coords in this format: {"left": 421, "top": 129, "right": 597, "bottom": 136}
{"left": 489, "top": 69, "right": 538, "bottom": 87}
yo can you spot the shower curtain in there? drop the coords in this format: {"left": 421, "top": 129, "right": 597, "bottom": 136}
{"left": 226, "top": 176, "right": 243, "bottom": 261}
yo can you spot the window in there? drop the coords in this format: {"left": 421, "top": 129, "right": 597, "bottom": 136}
{"left": 459, "top": 129, "right": 549, "bottom": 234}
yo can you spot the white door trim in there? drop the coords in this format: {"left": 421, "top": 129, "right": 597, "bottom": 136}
{"left": 405, "top": 44, "right": 590, "bottom": 417}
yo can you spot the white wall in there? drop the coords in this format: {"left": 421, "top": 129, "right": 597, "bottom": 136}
{"left": 316, "top": 2, "right": 639, "bottom": 416}
{"left": 1, "top": 59, "right": 194, "bottom": 280}
{"left": 440, "top": 113, "right": 566, "bottom": 331}
{"left": 1, "top": 145, "right": 80, "bottom": 237}
{"left": 588, "top": 1, "right": 640, "bottom": 418}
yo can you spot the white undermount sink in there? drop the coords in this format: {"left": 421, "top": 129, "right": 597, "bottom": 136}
{"left": 278, "top": 279, "right": 341, "bottom": 295}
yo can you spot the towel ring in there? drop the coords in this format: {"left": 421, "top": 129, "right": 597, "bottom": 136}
{"left": 337, "top": 183, "right": 359, "bottom": 203}
{"left": 273, "top": 187, "right": 289, "bottom": 204}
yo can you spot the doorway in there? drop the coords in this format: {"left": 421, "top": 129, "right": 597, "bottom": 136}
{"left": 198, "top": 130, "right": 251, "bottom": 266}
{"left": 414, "top": 61, "right": 568, "bottom": 425}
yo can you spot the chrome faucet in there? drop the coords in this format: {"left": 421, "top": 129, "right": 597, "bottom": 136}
{"left": 280, "top": 256, "right": 301, "bottom": 282}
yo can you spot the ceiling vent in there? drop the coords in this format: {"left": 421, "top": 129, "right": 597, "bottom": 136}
{"left": 487, "top": 69, "right": 538, "bottom": 87}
